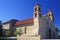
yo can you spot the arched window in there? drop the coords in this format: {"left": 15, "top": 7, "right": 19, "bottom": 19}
{"left": 35, "top": 13, "right": 37, "bottom": 18}
{"left": 35, "top": 7, "right": 37, "bottom": 11}
{"left": 25, "top": 27, "right": 26, "bottom": 34}
{"left": 39, "top": 13, "right": 41, "bottom": 17}
{"left": 49, "top": 13, "right": 51, "bottom": 16}
{"left": 53, "top": 31, "right": 55, "bottom": 38}
{"left": 47, "top": 21, "right": 49, "bottom": 25}
{"left": 49, "top": 28, "right": 51, "bottom": 39}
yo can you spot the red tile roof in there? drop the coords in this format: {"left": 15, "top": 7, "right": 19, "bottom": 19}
{"left": 15, "top": 18, "right": 34, "bottom": 26}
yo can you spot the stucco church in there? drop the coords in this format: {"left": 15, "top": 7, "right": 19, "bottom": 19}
{"left": 2, "top": 0, "right": 58, "bottom": 40}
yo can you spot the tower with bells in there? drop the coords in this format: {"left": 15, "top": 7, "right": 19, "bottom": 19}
{"left": 33, "top": 0, "right": 42, "bottom": 36}
{"left": 47, "top": 10, "right": 54, "bottom": 21}
{"left": 33, "top": 0, "right": 42, "bottom": 18}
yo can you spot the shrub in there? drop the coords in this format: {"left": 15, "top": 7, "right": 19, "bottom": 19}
{"left": 14, "top": 28, "right": 23, "bottom": 36}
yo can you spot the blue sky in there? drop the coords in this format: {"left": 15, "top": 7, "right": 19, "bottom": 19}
{"left": 0, "top": 0, "right": 60, "bottom": 29}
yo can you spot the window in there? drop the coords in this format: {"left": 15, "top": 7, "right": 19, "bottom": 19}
{"left": 53, "top": 31, "right": 55, "bottom": 38}
{"left": 35, "top": 13, "right": 37, "bottom": 17}
{"left": 35, "top": 7, "right": 37, "bottom": 11}
{"left": 47, "top": 21, "right": 49, "bottom": 25}
{"left": 39, "top": 13, "right": 41, "bottom": 17}
{"left": 49, "top": 13, "right": 51, "bottom": 16}
{"left": 39, "top": 8, "right": 40, "bottom": 11}
{"left": 49, "top": 28, "right": 51, "bottom": 39}
{"left": 25, "top": 27, "right": 26, "bottom": 33}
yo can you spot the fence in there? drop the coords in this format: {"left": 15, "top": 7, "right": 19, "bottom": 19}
{"left": 0, "top": 37, "right": 17, "bottom": 40}
{"left": 0, "top": 37, "right": 60, "bottom": 40}
{"left": 17, "top": 35, "right": 41, "bottom": 40}
{"left": 42, "top": 39, "right": 60, "bottom": 40}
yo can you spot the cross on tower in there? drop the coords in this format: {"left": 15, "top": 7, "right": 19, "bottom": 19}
{"left": 36, "top": 0, "right": 39, "bottom": 3}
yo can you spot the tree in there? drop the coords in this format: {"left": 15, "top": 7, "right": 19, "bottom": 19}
{"left": 14, "top": 30, "right": 18, "bottom": 36}
{"left": 18, "top": 28, "right": 23, "bottom": 36}
{"left": 5, "top": 30, "right": 10, "bottom": 37}
{"left": 14, "top": 28, "right": 23, "bottom": 36}
{"left": 55, "top": 27, "right": 59, "bottom": 32}
{"left": 0, "top": 25, "right": 3, "bottom": 37}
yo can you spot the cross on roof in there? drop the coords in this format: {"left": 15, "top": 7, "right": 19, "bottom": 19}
{"left": 36, "top": 0, "right": 39, "bottom": 3}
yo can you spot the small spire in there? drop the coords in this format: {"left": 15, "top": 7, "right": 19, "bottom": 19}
{"left": 35, "top": 0, "right": 39, "bottom": 5}
{"left": 48, "top": 9, "right": 53, "bottom": 12}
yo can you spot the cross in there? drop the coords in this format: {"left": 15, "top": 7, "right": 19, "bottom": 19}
{"left": 36, "top": 0, "right": 38, "bottom": 3}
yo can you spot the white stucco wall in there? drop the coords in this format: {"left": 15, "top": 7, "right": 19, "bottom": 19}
{"left": 2, "top": 23, "right": 10, "bottom": 29}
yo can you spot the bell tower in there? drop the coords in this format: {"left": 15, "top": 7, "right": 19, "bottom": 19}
{"left": 47, "top": 10, "right": 54, "bottom": 21}
{"left": 33, "top": 0, "right": 42, "bottom": 35}
{"left": 34, "top": 0, "right": 42, "bottom": 18}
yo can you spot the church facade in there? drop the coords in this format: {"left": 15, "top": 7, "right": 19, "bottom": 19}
{"left": 2, "top": 0, "right": 58, "bottom": 40}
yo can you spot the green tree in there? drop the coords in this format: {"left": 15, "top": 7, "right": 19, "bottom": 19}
{"left": 18, "top": 28, "right": 23, "bottom": 36}
{"left": 14, "top": 28, "right": 23, "bottom": 36}
{"left": 0, "top": 25, "right": 3, "bottom": 37}
{"left": 14, "top": 30, "right": 18, "bottom": 36}
{"left": 5, "top": 30, "right": 10, "bottom": 37}
{"left": 55, "top": 27, "right": 59, "bottom": 32}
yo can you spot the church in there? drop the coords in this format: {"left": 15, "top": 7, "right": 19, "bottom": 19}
{"left": 2, "top": 0, "right": 58, "bottom": 40}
